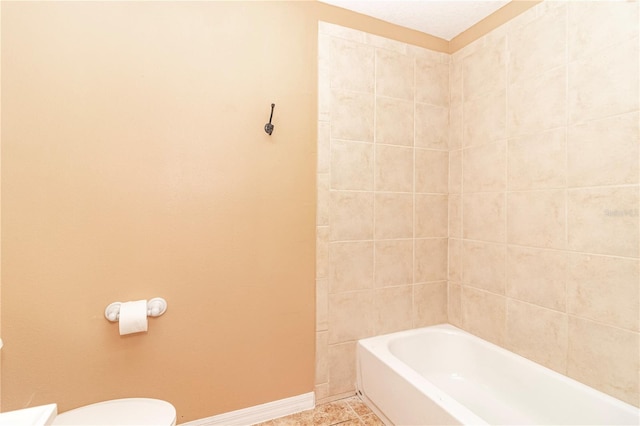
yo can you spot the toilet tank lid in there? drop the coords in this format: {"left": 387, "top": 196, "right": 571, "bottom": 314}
{"left": 52, "top": 398, "right": 176, "bottom": 426}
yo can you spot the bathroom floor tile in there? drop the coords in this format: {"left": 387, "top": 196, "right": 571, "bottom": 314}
{"left": 252, "top": 395, "right": 382, "bottom": 426}
{"left": 342, "top": 396, "right": 371, "bottom": 418}
{"left": 360, "top": 413, "right": 385, "bottom": 426}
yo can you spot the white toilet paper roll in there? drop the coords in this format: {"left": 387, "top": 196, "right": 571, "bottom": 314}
{"left": 119, "top": 300, "right": 148, "bottom": 335}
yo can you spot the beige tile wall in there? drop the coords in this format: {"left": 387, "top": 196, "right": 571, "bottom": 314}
{"left": 318, "top": 0, "right": 639, "bottom": 409}
{"left": 317, "top": 22, "right": 450, "bottom": 403}
{"left": 449, "top": 1, "right": 639, "bottom": 407}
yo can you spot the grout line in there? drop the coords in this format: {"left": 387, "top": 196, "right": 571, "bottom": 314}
{"left": 460, "top": 237, "right": 640, "bottom": 261}
{"left": 371, "top": 46, "right": 378, "bottom": 336}
{"left": 563, "top": 3, "right": 571, "bottom": 376}
{"left": 412, "top": 53, "right": 417, "bottom": 328}
{"left": 501, "top": 34, "right": 510, "bottom": 316}
{"left": 459, "top": 183, "right": 640, "bottom": 194}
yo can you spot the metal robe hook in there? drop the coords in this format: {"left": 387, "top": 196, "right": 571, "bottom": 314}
{"left": 264, "top": 103, "right": 275, "bottom": 135}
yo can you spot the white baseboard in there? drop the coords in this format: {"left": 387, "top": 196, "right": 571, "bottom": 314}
{"left": 178, "top": 392, "right": 315, "bottom": 426}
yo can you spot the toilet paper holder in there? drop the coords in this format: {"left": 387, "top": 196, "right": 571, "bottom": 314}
{"left": 105, "top": 298, "right": 167, "bottom": 322}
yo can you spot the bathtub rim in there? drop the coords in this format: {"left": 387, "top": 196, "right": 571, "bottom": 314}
{"left": 357, "top": 323, "right": 639, "bottom": 425}
{"left": 357, "top": 324, "right": 486, "bottom": 424}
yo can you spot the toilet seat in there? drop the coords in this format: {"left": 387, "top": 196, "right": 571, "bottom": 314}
{"left": 52, "top": 398, "right": 176, "bottom": 426}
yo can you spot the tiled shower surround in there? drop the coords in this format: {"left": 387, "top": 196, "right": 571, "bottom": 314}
{"left": 316, "top": 20, "right": 450, "bottom": 402}
{"left": 317, "top": 0, "right": 639, "bottom": 408}
{"left": 448, "top": 1, "right": 639, "bottom": 407}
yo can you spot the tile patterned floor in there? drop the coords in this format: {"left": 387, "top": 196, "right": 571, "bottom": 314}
{"left": 253, "top": 395, "right": 384, "bottom": 426}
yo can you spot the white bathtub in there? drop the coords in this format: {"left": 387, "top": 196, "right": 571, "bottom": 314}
{"left": 356, "top": 324, "right": 640, "bottom": 425}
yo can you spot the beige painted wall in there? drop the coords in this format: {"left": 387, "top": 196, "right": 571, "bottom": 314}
{"left": 1, "top": 2, "right": 319, "bottom": 422}
{"left": 448, "top": 0, "right": 639, "bottom": 407}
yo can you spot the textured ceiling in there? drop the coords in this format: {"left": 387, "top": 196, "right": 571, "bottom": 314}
{"left": 319, "top": 0, "right": 510, "bottom": 40}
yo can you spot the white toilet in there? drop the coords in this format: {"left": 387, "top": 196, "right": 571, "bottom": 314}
{"left": 52, "top": 398, "right": 176, "bottom": 425}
